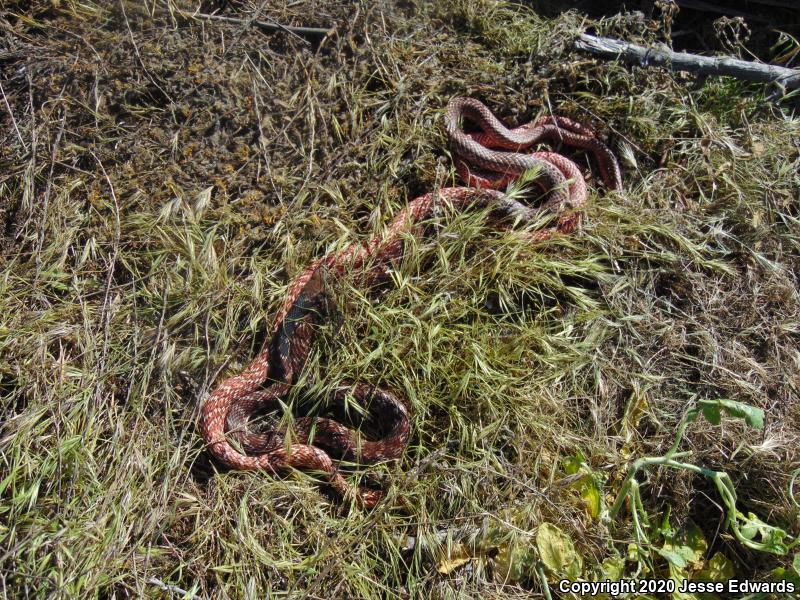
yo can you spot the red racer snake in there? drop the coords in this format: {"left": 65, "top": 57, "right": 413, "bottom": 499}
{"left": 200, "top": 97, "right": 622, "bottom": 507}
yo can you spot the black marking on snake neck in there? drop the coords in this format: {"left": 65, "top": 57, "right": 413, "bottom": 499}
{"left": 268, "top": 287, "right": 326, "bottom": 383}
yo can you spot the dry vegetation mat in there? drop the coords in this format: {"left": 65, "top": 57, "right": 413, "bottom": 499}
{"left": 1, "top": 0, "right": 799, "bottom": 598}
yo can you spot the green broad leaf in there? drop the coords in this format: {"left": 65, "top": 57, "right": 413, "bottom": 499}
{"left": 564, "top": 453, "right": 584, "bottom": 475}
{"left": 536, "top": 522, "right": 583, "bottom": 580}
{"left": 627, "top": 543, "right": 640, "bottom": 562}
{"left": 773, "top": 555, "right": 800, "bottom": 587}
{"left": 597, "top": 556, "right": 625, "bottom": 581}
{"left": 667, "top": 564, "right": 702, "bottom": 600}
{"left": 773, "top": 567, "right": 799, "bottom": 586}
{"left": 659, "top": 521, "right": 708, "bottom": 571}
{"left": 580, "top": 481, "right": 602, "bottom": 520}
{"left": 675, "top": 521, "right": 708, "bottom": 568}
{"left": 737, "top": 512, "right": 789, "bottom": 555}
{"left": 564, "top": 454, "right": 603, "bottom": 519}
{"left": 750, "top": 512, "right": 788, "bottom": 545}
{"left": 588, "top": 556, "right": 626, "bottom": 600}
{"left": 698, "top": 399, "right": 764, "bottom": 429}
{"left": 493, "top": 542, "right": 536, "bottom": 583}
{"left": 695, "top": 552, "right": 736, "bottom": 583}
{"left": 657, "top": 547, "right": 689, "bottom": 569}
{"left": 621, "top": 390, "right": 649, "bottom": 442}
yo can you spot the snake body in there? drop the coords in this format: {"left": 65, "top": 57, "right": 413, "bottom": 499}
{"left": 445, "top": 97, "right": 623, "bottom": 198}
{"left": 200, "top": 98, "right": 622, "bottom": 507}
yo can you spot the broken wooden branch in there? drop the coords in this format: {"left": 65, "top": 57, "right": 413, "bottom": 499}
{"left": 575, "top": 34, "right": 800, "bottom": 91}
{"left": 188, "top": 12, "right": 333, "bottom": 43}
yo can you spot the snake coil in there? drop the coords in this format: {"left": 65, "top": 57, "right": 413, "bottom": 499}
{"left": 200, "top": 98, "right": 622, "bottom": 507}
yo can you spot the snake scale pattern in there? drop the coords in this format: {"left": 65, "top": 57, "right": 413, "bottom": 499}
{"left": 200, "top": 97, "right": 623, "bottom": 507}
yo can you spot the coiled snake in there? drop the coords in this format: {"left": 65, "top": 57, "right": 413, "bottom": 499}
{"left": 200, "top": 97, "right": 622, "bottom": 507}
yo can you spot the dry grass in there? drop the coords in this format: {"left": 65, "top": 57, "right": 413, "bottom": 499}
{"left": 1, "top": 0, "right": 799, "bottom": 598}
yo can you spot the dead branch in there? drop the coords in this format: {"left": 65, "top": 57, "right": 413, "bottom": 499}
{"left": 575, "top": 33, "right": 800, "bottom": 91}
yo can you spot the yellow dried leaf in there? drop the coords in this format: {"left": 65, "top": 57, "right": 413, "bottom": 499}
{"left": 437, "top": 543, "right": 473, "bottom": 575}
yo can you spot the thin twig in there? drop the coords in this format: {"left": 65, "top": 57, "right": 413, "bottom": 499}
{"left": 189, "top": 12, "right": 333, "bottom": 42}
{"left": 147, "top": 577, "right": 201, "bottom": 599}
{"left": 0, "top": 80, "right": 26, "bottom": 152}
